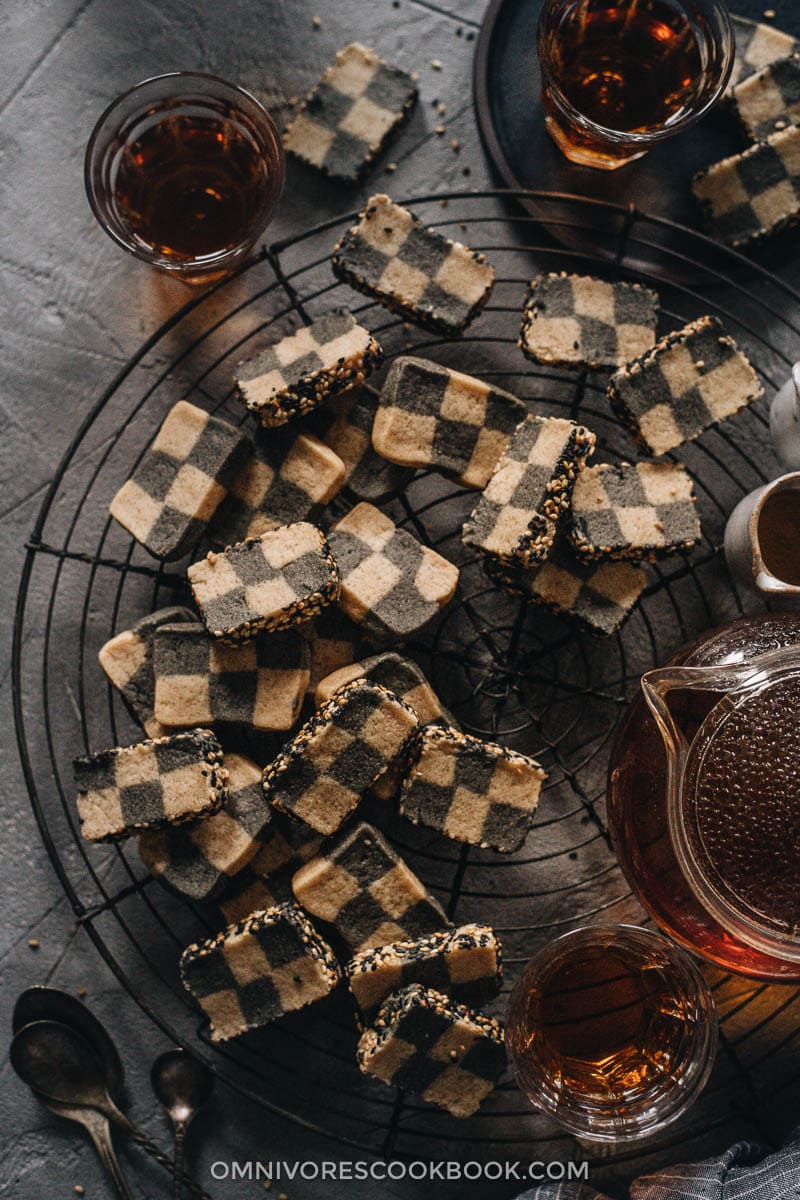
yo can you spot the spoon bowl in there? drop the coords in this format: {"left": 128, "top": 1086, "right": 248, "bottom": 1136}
{"left": 151, "top": 1049, "right": 214, "bottom": 1124}
{"left": 13, "top": 986, "right": 124, "bottom": 1099}
{"left": 11, "top": 1019, "right": 110, "bottom": 1109}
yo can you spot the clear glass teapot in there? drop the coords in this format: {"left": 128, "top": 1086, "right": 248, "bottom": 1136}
{"left": 608, "top": 613, "right": 800, "bottom": 981}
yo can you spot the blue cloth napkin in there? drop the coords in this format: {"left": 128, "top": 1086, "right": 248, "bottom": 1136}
{"left": 516, "top": 1127, "right": 800, "bottom": 1200}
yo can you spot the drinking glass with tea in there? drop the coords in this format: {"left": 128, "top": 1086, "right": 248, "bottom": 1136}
{"left": 538, "top": 0, "right": 734, "bottom": 169}
{"left": 85, "top": 73, "right": 285, "bottom": 282}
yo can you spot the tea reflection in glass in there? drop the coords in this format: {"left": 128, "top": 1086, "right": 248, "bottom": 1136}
{"left": 537, "top": 0, "right": 734, "bottom": 169}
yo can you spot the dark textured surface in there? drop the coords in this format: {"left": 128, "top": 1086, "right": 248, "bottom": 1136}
{"left": 3, "top": 1, "right": 800, "bottom": 1197}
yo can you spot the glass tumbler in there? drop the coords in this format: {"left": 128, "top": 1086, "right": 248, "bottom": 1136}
{"left": 85, "top": 72, "right": 285, "bottom": 282}
{"left": 538, "top": 0, "right": 734, "bottom": 169}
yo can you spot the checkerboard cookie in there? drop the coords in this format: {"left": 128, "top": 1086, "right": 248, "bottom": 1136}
{"left": 399, "top": 726, "right": 546, "bottom": 854}
{"left": 153, "top": 623, "right": 309, "bottom": 731}
{"left": 303, "top": 605, "right": 365, "bottom": 696}
{"left": 316, "top": 385, "right": 414, "bottom": 503}
{"left": 328, "top": 503, "right": 459, "bottom": 643}
{"left": 73, "top": 728, "right": 227, "bottom": 843}
{"left": 462, "top": 415, "right": 595, "bottom": 567}
{"left": 188, "top": 522, "right": 340, "bottom": 644}
{"left": 732, "top": 54, "right": 800, "bottom": 142}
{"left": 519, "top": 274, "right": 659, "bottom": 371}
{"left": 347, "top": 924, "right": 502, "bottom": 1024}
{"left": 357, "top": 983, "right": 506, "bottom": 1118}
{"left": 219, "top": 816, "right": 323, "bottom": 923}
{"left": 486, "top": 544, "right": 647, "bottom": 637}
{"left": 138, "top": 754, "right": 271, "bottom": 900}
{"left": 568, "top": 461, "right": 701, "bottom": 563}
{"left": 264, "top": 679, "right": 419, "bottom": 835}
{"left": 331, "top": 194, "right": 496, "bottom": 336}
{"left": 110, "top": 401, "right": 251, "bottom": 561}
{"left": 283, "top": 43, "right": 418, "bottom": 183}
{"left": 180, "top": 902, "right": 341, "bottom": 1042}
{"left": 235, "top": 312, "right": 383, "bottom": 428}
{"left": 692, "top": 127, "right": 800, "bottom": 248}
{"left": 729, "top": 15, "right": 798, "bottom": 88}
{"left": 372, "top": 357, "right": 528, "bottom": 489}
{"left": 292, "top": 821, "right": 449, "bottom": 953}
{"left": 99, "top": 606, "right": 195, "bottom": 738}
{"left": 210, "top": 429, "right": 346, "bottom": 547}
{"left": 608, "top": 316, "right": 763, "bottom": 456}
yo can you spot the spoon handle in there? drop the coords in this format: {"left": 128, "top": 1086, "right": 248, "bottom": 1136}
{"left": 82, "top": 1110, "right": 137, "bottom": 1200}
{"left": 173, "top": 1122, "right": 187, "bottom": 1200}
{"left": 112, "top": 1110, "right": 213, "bottom": 1200}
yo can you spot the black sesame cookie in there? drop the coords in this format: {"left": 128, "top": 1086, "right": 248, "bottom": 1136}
{"left": 486, "top": 544, "right": 647, "bottom": 638}
{"left": 209, "top": 428, "right": 346, "bottom": 547}
{"left": 519, "top": 274, "right": 659, "bottom": 371}
{"left": 399, "top": 725, "right": 546, "bottom": 854}
{"left": 729, "top": 16, "right": 799, "bottom": 89}
{"left": 568, "top": 461, "right": 701, "bottom": 563}
{"left": 314, "top": 384, "right": 414, "bottom": 503}
{"left": 346, "top": 924, "right": 502, "bottom": 1024}
{"left": 372, "top": 357, "right": 528, "bottom": 488}
{"left": 153, "top": 622, "right": 309, "bottom": 732}
{"left": 292, "top": 821, "right": 449, "bottom": 954}
{"left": 302, "top": 605, "right": 366, "bottom": 697}
{"left": 188, "top": 522, "right": 340, "bottom": 645}
{"left": 263, "top": 679, "right": 419, "bottom": 835}
{"left": 109, "top": 401, "right": 251, "bottom": 561}
{"left": 692, "top": 128, "right": 800, "bottom": 248}
{"left": 235, "top": 311, "right": 383, "bottom": 428}
{"left": 608, "top": 316, "right": 763, "bottom": 456}
{"left": 179, "top": 902, "right": 341, "bottom": 1042}
{"left": 98, "top": 606, "right": 196, "bottom": 738}
{"left": 731, "top": 54, "right": 800, "bottom": 142}
{"left": 328, "top": 502, "right": 460, "bottom": 643}
{"left": 218, "top": 815, "right": 324, "bottom": 925}
{"left": 283, "top": 43, "right": 418, "bottom": 184}
{"left": 331, "top": 194, "right": 496, "bottom": 336}
{"left": 462, "top": 415, "right": 595, "bottom": 567}
{"left": 137, "top": 753, "right": 272, "bottom": 901}
{"left": 356, "top": 983, "right": 506, "bottom": 1118}
{"left": 73, "top": 729, "right": 227, "bottom": 843}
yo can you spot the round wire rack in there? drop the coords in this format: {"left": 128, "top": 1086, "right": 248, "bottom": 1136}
{"left": 13, "top": 190, "right": 800, "bottom": 1178}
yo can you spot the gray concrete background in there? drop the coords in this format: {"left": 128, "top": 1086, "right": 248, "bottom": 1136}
{"left": 2, "top": 1, "right": 800, "bottom": 1197}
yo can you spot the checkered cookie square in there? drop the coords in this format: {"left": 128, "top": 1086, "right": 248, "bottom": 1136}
{"left": 302, "top": 605, "right": 366, "bottom": 696}
{"left": 486, "top": 544, "right": 647, "bottom": 637}
{"left": 372, "top": 357, "right": 528, "bottom": 489}
{"left": 153, "top": 622, "right": 310, "bottom": 732}
{"left": 283, "top": 43, "right": 418, "bottom": 183}
{"left": 399, "top": 726, "right": 546, "bottom": 854}
{"left": 357, "top": 984, "right": 506, "bottom": 1118}
{"left": 347, "top": 924, "right": 502, "bottom": 1025}
{"left": 235, "top": 311, "right": 383, "bottom": 428}
{"left": 292, "top": 821, "right": 449, "bottom": 953}
{"left": 519, "top": 274, "right": 659, "bottom": 371}
{"left": 732, "top": 54, "right": 800, "bottom": 142}
{"left": 138, "top": 754, "right": 272, "bottom": 901}
{"left": 569, "top": 460, "right": 701, "bottom": 563}
{"left": 264, "top": 679, "right": 419, "bottom": 835}
{"left": 608, "top": 316, "right": 763, "bottom": 456}
{"left": 73, "top": 728, "right": 227, "bottom": 843}
{"left": 328, "top": 502, "right": 460, "bottom": 643}
{"left": 331, "top": 194, "right": 496, "bottom": 336}
{"left": 99, "top": 606, "right": 195, "bottom": 738}
{"left": 729, "top": 15, "right": 799, "bottom": 89}
{"left": 210, "top": 429, "right": 346, "bottom": 547}
{"left": 314, "top": 384, "right": 414, "bottom": 503}
{"left": 180, "top": 902, "right": 341, "bottom": 1042}
{"left": 110, "top": 401, "right": 251, "bottom": 561}
{"left": 692, "top": 127, "right": 800, "bottom": 249}
{"left": 462, "top": 415, "right": 595, "bottom": 566}
{"left": 188, "top": 522, "right": 340, "bottom": 645}
{"left": 218, "top": 815, "right": 323, "bottom": 923}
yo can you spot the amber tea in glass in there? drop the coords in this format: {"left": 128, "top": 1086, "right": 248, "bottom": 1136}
{"left": 86, "top": 73, "right": 284, "bottom": 282}
{"left": 507, "top": 926, "right": 717, "bottom": 1141}
{"left": 537, "top": 0, "right": 734, "bottom": 169}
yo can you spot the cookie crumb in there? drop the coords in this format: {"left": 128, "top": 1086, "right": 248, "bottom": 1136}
{"left": 28, "top": 939, "right": 40, "bottom": 950}
{"left": 431, "top": 58, "right": 443, "bottom": 70}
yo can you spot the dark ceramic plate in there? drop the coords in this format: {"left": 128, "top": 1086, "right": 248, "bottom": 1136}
{"left": 473, "top": 1, "right": 758, "bottom": 267}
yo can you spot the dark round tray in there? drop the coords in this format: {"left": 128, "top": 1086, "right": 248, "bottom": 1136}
{"left": 13, "top": 190, "right": 800, "bottom": 1185}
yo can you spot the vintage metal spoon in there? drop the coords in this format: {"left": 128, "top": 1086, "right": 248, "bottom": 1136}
{"left": 10, "top": 1020, "right": 135, "bottom": 1200}
{"left": 151, "top": 1049, "right": 214, "bottom": 1200}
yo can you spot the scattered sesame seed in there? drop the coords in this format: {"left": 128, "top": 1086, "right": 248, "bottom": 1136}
{"left": 77, "top": 986, "right": 87, "bottom": 998}
{"left": 385, "top": 162, "right": 397, "bottom": 172}
{"left": 28, "top": 939, "right": 40, "bottom": 950}
{"left": 764, "top": 8, "right": 776, "bottom": 18}
{"left": 435, "top": 124, "right": 447, "bottom": 135}
{"left": 466, "top": 30, "right": 475, "bottom": 41}
{"left": 450, "top": 137, "right": 461, "bottom": 152}
{"left": 462, "top": 165, "right": 471, "bottom": 176}
{"left": 311, "top": 15, "right": 321, "bottom": 27}
{"left": 440, "top": 198, "right": 449, "bottom": 207}
{"left": 74, "top": 1188, "right": 85, "bottom": 1197}
{"left": 431, "top": 58, "right": 443, "bottom": 70}
{"left": 437, "top": 102, "right": 447, "bottom": 116}
{"left": 456, "top": 26, "right": 463, "bottom": 36}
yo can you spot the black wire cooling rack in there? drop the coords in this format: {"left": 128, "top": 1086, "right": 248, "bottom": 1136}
{"left": 13, "top": 190, "right": 800, "bottom": 1178}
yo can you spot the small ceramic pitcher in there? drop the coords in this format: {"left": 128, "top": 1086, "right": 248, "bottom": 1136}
{"left": 724, "top": 471, "right": 800, "bottom": 596}
{"left": 771, "top": 363, "right": 800, "bottom": 469}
